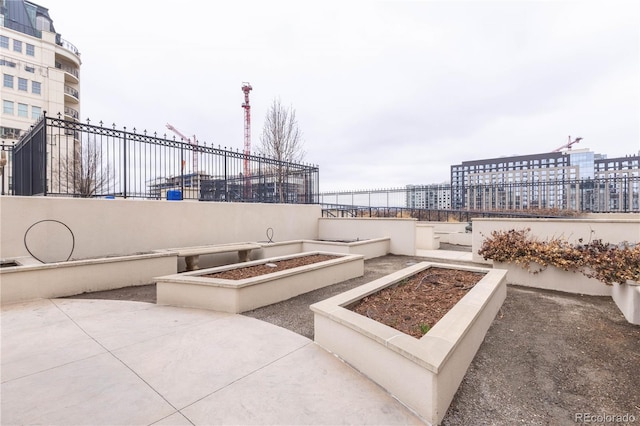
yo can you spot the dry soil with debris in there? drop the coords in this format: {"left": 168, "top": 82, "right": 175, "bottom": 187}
{"left": 350, "top": 267, "right": 483, "bottom": 338}
{"left": 201, "top": 254, "right": 338, "bottom": 279}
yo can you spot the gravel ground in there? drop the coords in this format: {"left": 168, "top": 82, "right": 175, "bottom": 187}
{"left": 68, "top": 248, "right": 640, "bottom": 425}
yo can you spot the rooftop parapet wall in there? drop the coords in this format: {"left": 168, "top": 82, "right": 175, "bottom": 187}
{"left": 0, "top": 196, "right": 321, "bottom": 261}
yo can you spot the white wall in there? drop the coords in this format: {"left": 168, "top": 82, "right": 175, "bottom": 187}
{"left": 0, "top": 196, "right": 321, "bottom": 261}
{"left": 318, "top": 218, "right": 416, "bottom": 255}
{"left": 416, "top": 224, "right": 439, "bottom": 250}
{"left": 420, "top": 222, "right": 468, "bottom": 233}
{"left": 472, "top": 218, "right": 640, "bottom": 264}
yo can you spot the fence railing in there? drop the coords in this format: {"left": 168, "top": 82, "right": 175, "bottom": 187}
{"left": 320, "top": 204, "right": 571, "bottom": 220}
{"left": 5, "top": 113, "right": 319, "bottom": 203}
{"left": 321, "top": 178, "right": 640, "bottom": 214}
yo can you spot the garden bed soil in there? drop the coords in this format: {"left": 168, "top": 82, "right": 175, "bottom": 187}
{"left": 201, "top": 254, "right": 338, "bottom": 280}
{"left": 349, "top": 267, "right": 484, "bottom": 338}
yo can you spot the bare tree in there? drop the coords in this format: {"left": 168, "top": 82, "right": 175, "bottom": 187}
{"left": 259, "top": 98, "right": 305, "bottom": 202}
{"left": 57, "top": 138, "right": 113, "bottom": 197}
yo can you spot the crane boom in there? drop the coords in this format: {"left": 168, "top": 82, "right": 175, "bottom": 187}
{"left": 166, "top": 123, "right": 198, "bottom": 173}
{"left": 241, "top": 82, "right": 253, "bottom": 199}
{"left": 553, "top": 136, "right": 582, "bottom": 152}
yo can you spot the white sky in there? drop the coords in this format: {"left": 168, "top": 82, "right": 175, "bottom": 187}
{"left": 42, "top": 0, "right": 639, "bottom": 191}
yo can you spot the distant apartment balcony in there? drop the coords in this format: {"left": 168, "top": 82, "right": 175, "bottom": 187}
{"left": 64, "top": 106, "right": 79, "bottom": 121}
{"left": 55, "top": 61, "right": 79, "bottom": 83}
{"left": 56, "top": 36, "right": 80, "bottom": 57}
{"left": 64, "top": 85, "right": 79, "bottom": 104}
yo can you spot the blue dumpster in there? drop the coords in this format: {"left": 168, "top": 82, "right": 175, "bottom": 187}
{"left": 167, "top": 190, "right": 182, "bottom": 200}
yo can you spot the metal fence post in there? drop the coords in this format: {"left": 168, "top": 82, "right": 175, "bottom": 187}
{"left": 123, "top": 127, "right": 127, "bottom": 198}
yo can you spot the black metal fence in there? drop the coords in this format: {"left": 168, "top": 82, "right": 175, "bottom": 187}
{"left": 320, "top": 178, "right": 640, "bottom": 216}
{"left": 320, "top": 204, "right": 572, "bottom": 220}
{"left": 5, "top": 113, "right": 319, "bottom": 203}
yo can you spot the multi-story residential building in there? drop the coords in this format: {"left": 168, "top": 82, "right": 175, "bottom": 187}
{"left": 451, "top": 149, "right": 639, "bottom": 212}
{"left": 1, "top": 0, "right": 81, "bottom": 193}
{"left": 405, "top": 184, "right": 451, "bottom": 209}
{"left": 592, "top": 154, "right": 640, "bottom": 212}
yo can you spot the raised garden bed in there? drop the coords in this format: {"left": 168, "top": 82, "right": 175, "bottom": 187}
{"left": 349, "top": 267, "right": 485, "bottom": 338}
{"left": 257, "top": 237, "right": 390, "bottom": 260}
{"left": 155, "top": 252, "right": 365, "bottom": 314}
{"left": 0, "top": 252, "right": 176, "bottom": 305}
{"left": 310, "top": 262, "right": 506, "bottom": 425}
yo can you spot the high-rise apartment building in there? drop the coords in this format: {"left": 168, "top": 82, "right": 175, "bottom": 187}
{"left": 405, "top": 184, "right": 451, "bottom": 210}
{"left": 450, "top": 148, "right": 639, "bottom": 212}
{"left": 1, "top": 0, "right": 81, "bottom": 192}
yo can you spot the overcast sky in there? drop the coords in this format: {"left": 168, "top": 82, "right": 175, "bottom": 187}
{"left": 42, "top": 0, "right": 639, "bottom": 191}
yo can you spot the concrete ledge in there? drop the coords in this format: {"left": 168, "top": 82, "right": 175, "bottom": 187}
{"left": 612, "top": 282, "right": 640, "bottom": 325}
{"left": 0, "top": 252, "right": 176, "bottom": 305}
{"left": 257, "top": 238, "right": 390, "bottom": 260}
{"left": 310, "top": 262, "right": 506, "bottom": 425}
{"left": 494, "top": 261, "right": 612, "bottom": 296}
{"left": 156, "top": 252, "right": 365, "bottom": 313}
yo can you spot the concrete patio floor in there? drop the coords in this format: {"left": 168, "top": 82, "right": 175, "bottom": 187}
{"left": 1, "top": 298, "right": 424, "bottom": 425}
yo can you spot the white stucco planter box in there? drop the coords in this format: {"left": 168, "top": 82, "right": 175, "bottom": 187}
{"left": 494, "top": 261, "right": 612, "bottom": 296}
{"left": 612, "top": 282, "right": 640, "bottom": 325}
{"left": 310, "top": 262, "right": 507, "bottom": 425}
{"left": 156, "top": 252, "right": 364, "bottom": 314}
{"left": 256, "top": 238, "right": 390, "bottom": 261}
{"left": 0, "top": 252, "right": 176, "bottom": 305}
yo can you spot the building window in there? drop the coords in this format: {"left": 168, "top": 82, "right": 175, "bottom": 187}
{"left": 3, "top": 74, "right": 13, "bottom": 88}
{"left": 0, "top": 36, "right": 8, "bottom": 49}
{"left": 3, "top": 100, "right": 14, "bottom": 114}
{"left": 13, "top": 40, "right": 22, "bottom": 53}
{"left": 18, "top": 77, "right": 28, "bottom": 91}
{"left": 18, "top": 103, "right": 28, "bottom": 117}
{"left": 32, "top": 81, "right": 41, "bottom": 94}
{"left": 0, "top": 59, "right": 16, "bottom": 67}
{"left": 24, "top": 65, "right": 35, "bottom": 73}
{"left": 32, "top": 105, "right": 41, "bottom": 119}
{"left": 26, "top": 43, "right": 35, "bottom": 56}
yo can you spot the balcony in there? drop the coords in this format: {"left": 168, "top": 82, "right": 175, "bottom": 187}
{"left": 64, "top": 106, "right": 79, "bottom": 121}
{"left": 57, "top": 36, "right": 80, "bottom": 57}
{"left": 55, "top": 61, "right": 79, "bottom": 83}
{"left": 64, "top": 85, "right": 79, "bottom": 104}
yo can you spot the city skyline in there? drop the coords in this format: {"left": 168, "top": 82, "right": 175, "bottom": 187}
{"left": 11, "top": 0, "right": 640, "bottom": 191}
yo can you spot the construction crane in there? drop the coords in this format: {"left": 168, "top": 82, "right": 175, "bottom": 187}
{"left": 553, "top": 136, "right": 582, "bottom": 152}
{"left": 166, "top": 123, "right": 198, "bottom": 173}
{"left": 241, "top": 82, "right": 253, "bottom": 198}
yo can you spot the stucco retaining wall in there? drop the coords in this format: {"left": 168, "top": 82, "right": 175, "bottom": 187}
{"left": 0, "top": 196, "right": 321, "bottom": 261}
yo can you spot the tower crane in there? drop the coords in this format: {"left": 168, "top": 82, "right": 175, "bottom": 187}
{"left": 166, "top": 123, "right": 198, "bottom": 173}
{"left": 241, "top": 82, "right": 253, "bottom": 198}
{"left": 553, "top": 136, "right": 582, "bottom": 152}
